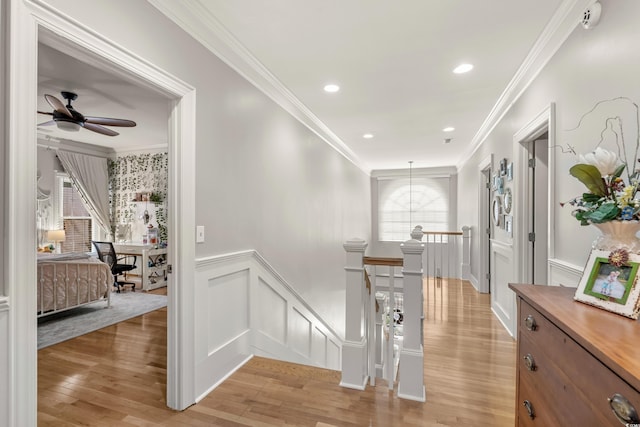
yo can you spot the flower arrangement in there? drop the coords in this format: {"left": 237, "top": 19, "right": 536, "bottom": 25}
{"left": 564, "top": 147, "right": 640, "bottom": 225}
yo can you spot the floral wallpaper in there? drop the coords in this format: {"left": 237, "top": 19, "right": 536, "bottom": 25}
{"left": 109, "top": 153, "right": 168, "bottom": 243}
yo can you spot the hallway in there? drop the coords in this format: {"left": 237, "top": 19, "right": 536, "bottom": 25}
{"left": 38, "top": 279, "right": 516, "bottom": 426}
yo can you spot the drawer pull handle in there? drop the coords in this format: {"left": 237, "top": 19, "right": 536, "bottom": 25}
{"left": 608, "top": 393, "right": 639, "bottom": 424}
{"left": 523, "top": 354, "right": 536, "bottom": 371}
{"left": 524, "top": 314, "right": 537, "bottom": 331}
{"left": 523, "top": 400, "right": 535, "bottom": 420}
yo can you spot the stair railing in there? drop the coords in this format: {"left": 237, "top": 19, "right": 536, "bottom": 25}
{"left": 341, "top": 237, "right": 425, "bottom": 402}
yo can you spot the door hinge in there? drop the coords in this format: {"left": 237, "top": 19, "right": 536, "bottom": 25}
{"left": 167, "top": 264, "right": 173, "bottom": 274}
{"left": 486, "top": 181, "right": 491, "bottom": 189}
{"left": 486, "top": 273, "right": 491, "bottom": 280}
{"left": 528, "top": 232, "right": 536, "bottom": 242}
{"left": 486, "top": 227, "right": 491, "bottom": 235}
{"left": 528, "top": 158, "right": 536, "bottom": 168}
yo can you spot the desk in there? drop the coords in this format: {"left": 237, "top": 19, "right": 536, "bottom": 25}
{"left": 113, "top": 243, "right": 167, "bottom": 291}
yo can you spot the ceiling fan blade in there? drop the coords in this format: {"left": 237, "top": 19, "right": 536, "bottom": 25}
{"left": 84, "top": 116, "right": 136, "bottom": 127}
{"left": 37, "top": 111, "right": 54, "bottom": 116}
{"left": 83, "top": 122, "right": 119, "bottom": 136}
{"left": 44, "top": 94, "right": 72, "bottom": 117}
{"left": 37, "top": 120, "right": 56, "bottom": 127}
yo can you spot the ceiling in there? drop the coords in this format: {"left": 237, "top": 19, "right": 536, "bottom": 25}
{"left": 37, "top": 43, "right": 169, "bottom": 152}
{"left": 38, "top": 1, "right": 571, "bottom": 168}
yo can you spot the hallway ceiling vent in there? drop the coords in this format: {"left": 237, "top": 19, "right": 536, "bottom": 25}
{"left": 581, "top": 1, "right": 601, "bottom": 29}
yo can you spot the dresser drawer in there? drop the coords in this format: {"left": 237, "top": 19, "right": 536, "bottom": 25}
{"left": 518, "top": 299, "right": 640, "bottom": 426}
{"left": 518, "top": 333, "right": 617, "bottom": 426}
{"left": 517, "top": 375, "right": 562, "bottom": 426}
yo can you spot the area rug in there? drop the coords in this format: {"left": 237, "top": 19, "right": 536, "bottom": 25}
{"left": 37, "top": 291, "right": 168, "bottom": 349}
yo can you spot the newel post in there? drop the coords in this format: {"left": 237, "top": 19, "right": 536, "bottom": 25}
{"left": 340, "top": 238, "right": 369, "bottom": 390}
{"left": 398, "top": 238, "right": 426, "bottom": 402}
{"left": 462, "top": 226, "right": 471, "bottom": 280}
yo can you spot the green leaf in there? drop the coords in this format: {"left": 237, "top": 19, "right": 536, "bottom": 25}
{"left": 612, "top": 163, "right": 626, "bottom": 179}
{"left": 582, "top": 193, "right": 601, "bottom": 203}
{"left": 587, "top": 203, "right": 620, "bottom": 223}
{"left": 569, "top": 164, "right": 606, "bottom": 197}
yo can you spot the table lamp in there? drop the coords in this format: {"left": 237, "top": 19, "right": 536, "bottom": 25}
{"left": 47, "top": 229, "right": 66, "bottom": 253}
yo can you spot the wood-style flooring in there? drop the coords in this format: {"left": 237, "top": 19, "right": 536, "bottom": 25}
{"left": 38, "top": 279, "right": 516, "bottom": 426}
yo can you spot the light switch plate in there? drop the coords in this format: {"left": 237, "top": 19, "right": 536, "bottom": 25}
{"left": 196, "top": 225, "right": 205, "bottom": 243}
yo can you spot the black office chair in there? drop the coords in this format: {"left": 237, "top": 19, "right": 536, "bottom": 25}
{"left": 92, "top": 241, "right": 137, "bottom": 293}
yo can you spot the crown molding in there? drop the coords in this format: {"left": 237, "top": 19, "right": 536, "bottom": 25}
{"left": 148, "top": 0, "right": 371, "bottom": 175}
{"left": 456, "top": 0, "right": 594, "bottom": 171}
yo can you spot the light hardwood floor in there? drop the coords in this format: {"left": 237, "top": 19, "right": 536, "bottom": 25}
{"left": 38, "top": 279, "right": 516, "bottom": 426}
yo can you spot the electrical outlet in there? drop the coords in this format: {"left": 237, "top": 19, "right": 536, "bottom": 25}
{"left": 196, "top": 226, "right": 205, "bottom": 243}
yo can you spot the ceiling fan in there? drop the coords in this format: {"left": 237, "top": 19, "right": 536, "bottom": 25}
{"left": 37, "top": 91, "right": 136, "bottom": 136}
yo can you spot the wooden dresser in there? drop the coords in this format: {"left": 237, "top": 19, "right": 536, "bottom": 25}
{"left": 509, "top": 284, "right": 640, "bottom": 426}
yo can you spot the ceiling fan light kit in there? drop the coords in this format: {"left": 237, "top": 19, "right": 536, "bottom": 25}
{"left": 37, "top": 91, "right": 136, "bottom": 136}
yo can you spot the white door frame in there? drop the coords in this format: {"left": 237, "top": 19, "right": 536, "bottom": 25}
{"left": 512, "top": 103, "right": 556, "bottom": 286}
{"left": 477, "top": 154, "right": 493, "bottom": 293}
{"left": 8, "top": 1, "right": 196, "bottom": 424}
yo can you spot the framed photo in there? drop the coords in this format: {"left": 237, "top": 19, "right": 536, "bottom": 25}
{"left": 507, "top": 162, "right": 513, "bottom": 181}
{"left": 497, "top": 176, "right": 504, "bottom": 195}
{"left": 575, "top": 249, "right": 640, "bottom": 319}
{"left": 504, "top": 215, "right": 513, "bottom": 236}
{"left": 491, "top": 172, "right": 499, "bottom": 191}
{"left": 499, "top": 158, "right": 507, "bottom": 176}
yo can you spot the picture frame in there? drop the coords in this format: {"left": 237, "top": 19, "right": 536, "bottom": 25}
{"left": 497, "top": 176, "right": 504, "bottom": 195}
{"left": 507, "top": 162, "right": 513, "bottom": 181}
{"left": 491, "top": 172, "right": 499, "bottom": 191}
{"left": 499, "top": 158, "right": 507, "bottom": 176}
{"left": 505, "top": 215, "right": 513, "bottom": 236}
{"left": 575, "top": 249, "right": 640, "bottom": 319}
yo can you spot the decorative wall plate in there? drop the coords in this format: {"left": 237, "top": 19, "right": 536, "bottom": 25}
{"left": 503, "top": 188, "right": 512, "bottom": 214}
{"left": 493, "top": 195, "right": 502, "bottom": 226}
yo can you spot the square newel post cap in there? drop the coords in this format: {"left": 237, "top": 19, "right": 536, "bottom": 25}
{"left": 343, "top": 238, "right": 368, "bottom": 252}
{"left": 401, "top": 239, "right": 425, "bottom": 255}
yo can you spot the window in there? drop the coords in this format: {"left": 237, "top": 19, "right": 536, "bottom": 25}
{"left": 377, "top": 176, "right": 451, "bottom": 241}
{"left": 61, "top": 177, "right": 93, "bottom": 253}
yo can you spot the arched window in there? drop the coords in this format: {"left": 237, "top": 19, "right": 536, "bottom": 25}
{"left": 378, "top": 176, "right": 451, "bottom": 241}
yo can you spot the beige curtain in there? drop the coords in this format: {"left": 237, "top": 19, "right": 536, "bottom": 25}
{"left": 56, "top": 150, "right": 112, "bottom": 239}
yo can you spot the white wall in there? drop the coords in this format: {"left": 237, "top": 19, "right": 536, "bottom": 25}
{"left": 458, "top": 0, "right": 640, "bottom": 333}
{"left": 41, "top": 0, "right": 371, "bottom": 338}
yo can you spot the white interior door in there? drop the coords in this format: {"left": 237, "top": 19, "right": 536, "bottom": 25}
{"left": 528, "top": 138, "right": 549, "bottom": 284}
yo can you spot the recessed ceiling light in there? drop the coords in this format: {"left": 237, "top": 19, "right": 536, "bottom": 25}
{"left": 324, "top": 84, "right": 340, "bottom": 93}
{"left": 363, "top": 133, "right": 374, "bottom": 139}
{"left": 442, "top": 127, "right": 455, "bottom": 132}
{"left": 453, "top": 63, "right": 473, "bottom": 74}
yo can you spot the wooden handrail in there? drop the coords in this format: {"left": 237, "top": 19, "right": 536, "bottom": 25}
{"left": 422, "top": 231, "right": 463, "bottom": 236}
{"left": 363, "top": 256, "right": 403, "bottom": 267}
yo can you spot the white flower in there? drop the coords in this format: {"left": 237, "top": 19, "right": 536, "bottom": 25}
{"left": 578, "top": 147, "right": 621, "bottom": 176}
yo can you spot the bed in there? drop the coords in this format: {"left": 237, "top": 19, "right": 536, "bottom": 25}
{"left": 37, "top": 253, "right": 112, "bottom": 317}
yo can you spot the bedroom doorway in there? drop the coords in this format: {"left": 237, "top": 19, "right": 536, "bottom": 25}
{"left": 35, "top": 34, "right": 174, "bottom": 395}
{"left": 10, "top": 13, "right": 197, "bottom": 417}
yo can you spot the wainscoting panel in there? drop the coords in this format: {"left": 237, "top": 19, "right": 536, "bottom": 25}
{"left": 548, "top": 258, "right": 583, "bottom": 287}
{"left": 255, "top": 278, "right": 287, "bottom": 344}
{"left": 194, "top": 250, "right": 343, "bottom": 400}
{"left": 206, "top": 269, "right": 250, "bottom": 354}
{"left": 290, "top": 307, "right": 312, "bottom": 358}
{"left": 312, "top": 326, "right": 328, "bottom": 366}
{"left": 490, "top": 240, "right": 516, "bottom": 336}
